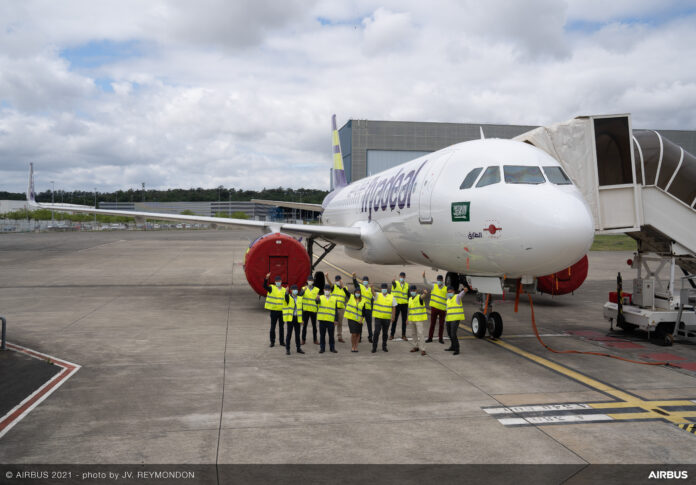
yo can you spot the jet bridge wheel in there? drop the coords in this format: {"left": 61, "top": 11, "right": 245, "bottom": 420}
{"left": 471, "top": 312, "right": 487, "bottom": 339}
{"left": 487, "top": 311, "right": 503, "bottom": 339}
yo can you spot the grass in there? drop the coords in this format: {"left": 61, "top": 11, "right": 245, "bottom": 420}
{"left": 591, "top": 234, "right": 637, "bottom": 251}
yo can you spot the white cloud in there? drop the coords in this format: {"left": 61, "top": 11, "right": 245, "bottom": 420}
{"left": 0, "top": 0, "right": 695, "bottom": 194}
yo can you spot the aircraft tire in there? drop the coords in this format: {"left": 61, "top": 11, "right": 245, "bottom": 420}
{"left": 471, "top": 312, "right": 487, "bottom": 339}
{"left": 487, "top": 311, "right": 503, "bottom": 339}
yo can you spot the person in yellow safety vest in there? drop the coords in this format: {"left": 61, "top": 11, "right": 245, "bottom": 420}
{"left": 423, "top": 271, "right": 447, "bottom": 344}
{"left": 282, "top": 285, "right": 306, "bottom": 355}
{"left": 352, "top": 272, "right": 373, "bottom": 344}
{"left": 389, "top": 271, "right": 409, "bottom": 341}
{"left": 264, "top": 273, "right": 286, "bottom": 348}
{"left": 344, "top": 289, "right": 366, "bottom": 352}
{"left": 407, "top": 286, "right": 429, "bottom": 355}
{"left": 371, "top": 283, "right": 397, "bottom": 353}
{"left": 314, "top": 284, "right": 338, "bottom": 353}
{"left": 445, "top": 286, "right": 469, "bottom": 356}
{"left": 300, "top": 275, "right": 320, "bottom": 345}
{"left": 326, "top": 273, "right": 347, "bottom": 343}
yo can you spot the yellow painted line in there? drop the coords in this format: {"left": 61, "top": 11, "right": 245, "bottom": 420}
{"left": 312, "top": 256, "right": 354, "bottom": 279}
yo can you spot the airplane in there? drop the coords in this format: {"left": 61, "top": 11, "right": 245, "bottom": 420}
{"left": 26, "top": 115, "right": 595, "bottom": 339}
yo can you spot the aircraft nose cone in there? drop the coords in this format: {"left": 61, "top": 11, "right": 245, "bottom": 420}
{"left": 524, "top": 191, "right": 595, "bottom": 273}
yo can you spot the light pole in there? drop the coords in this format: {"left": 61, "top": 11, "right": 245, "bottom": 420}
{"left": 50, "top": 181, "right": 54, "bottom": 223}
{"left": 94, "top": 188, "right": 97, "bottom": 226}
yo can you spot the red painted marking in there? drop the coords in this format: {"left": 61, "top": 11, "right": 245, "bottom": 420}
{"left": 567, "top": 330, "right": 603, "bottom": 337}
{"left": 589, "top": 336, "right": 625, "bottom": 342}
{"left": 0, "top": 343, "right": 79, "bottom": 437}
{"left": 673, "top": 362, "right": 696, "bottom": 372}
{"left": 602, "top": 341, "right": 645, "bottom": 349}
{"left": 640, "top": 353, "right": 687, "bottom": 361}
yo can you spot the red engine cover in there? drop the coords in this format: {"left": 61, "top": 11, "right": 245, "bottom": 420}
{"left": 536, "top": 254, "right": 588, "bottom": 296}
{"left": 244, "top": 233, "right": 311, "bottom": 296}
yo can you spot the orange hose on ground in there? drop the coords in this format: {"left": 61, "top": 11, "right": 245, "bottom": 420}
{"left": 526, "top": 294, "right": 676, "bottom": 368}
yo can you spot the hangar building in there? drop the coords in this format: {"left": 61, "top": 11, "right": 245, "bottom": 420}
{"left": 337, "top": 119, "right": 696, "bottom": 186}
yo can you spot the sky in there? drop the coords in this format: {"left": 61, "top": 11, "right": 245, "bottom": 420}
{"left": 1, "top": 0, "right": 696, "bottom": 193}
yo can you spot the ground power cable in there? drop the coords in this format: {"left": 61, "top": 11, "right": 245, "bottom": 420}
{"left": 524, "top": 292, "right": 678, "bottom": 368}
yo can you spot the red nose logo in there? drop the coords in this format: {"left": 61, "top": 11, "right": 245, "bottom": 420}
{"left": 484, "top": 224, "right": 502, "bottom": 234}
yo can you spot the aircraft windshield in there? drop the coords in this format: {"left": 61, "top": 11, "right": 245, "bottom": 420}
{"left": 503, "top": 165, "right": 546, "bottom": 184}
{"left": 476, "top": 166, "right": 501, "bottom": 187}
{"left": 543, "top": 166, "right": 572, "bottom": 185}
{"left": 460, "top": 167, "right": 483, "bottom": 189}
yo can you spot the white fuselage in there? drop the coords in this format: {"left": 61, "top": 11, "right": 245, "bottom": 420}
{"left": 321, "top": 139, "right": 594, "bottom": 278}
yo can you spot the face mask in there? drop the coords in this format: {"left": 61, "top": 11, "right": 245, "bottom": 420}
{"left": 307, "top": 281, "right": 313, "bottom": 287}
{"left": 275, "top": 281, "right": 282, "bottom": 287}
{"left": 355, "top": 294, "right": 361, "bottom": 299}
{"left": 399, "top": 278, "right": 404, "bottom": 283}
{"left": 410, "top": 291, "right": 416, "bottom": 297}
{"left": 447, "top": 293, "right": 453, "bottom": 299}
{"left": 324, "top": 291, "right": 330, "bottom": 296}
{"left": 381, "top": 289, "right": 388, "bottom": 294}
{"left": 292, "top": 289, "right": 298, "bottom": 296}
{"left": 363, "top": 280, "right": 369, "bottom": 286}
{"left": 336, "top": 280, "right": 342, "bottom": 286}
{"left": 437, "top": 281, "right": 443, "bottom": 287}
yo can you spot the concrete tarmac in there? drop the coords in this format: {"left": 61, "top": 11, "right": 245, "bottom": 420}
{"left": 0, "top": 230, "right": 695, "bottom": 465}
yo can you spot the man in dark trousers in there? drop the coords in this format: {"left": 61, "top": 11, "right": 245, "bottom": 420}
{"left": 352, "top": 272, "right": 373, "bottom": 343}
{"left": 390, "top": 271, "right": 409, "bottom": 340}
{"left": 372, "top": 283, "right": 397, "bottom": 353}
{"left": 264, "top": 272, "right": 285, "bottom": 347}
{"left": 316, "top": 284, "right": 339, "bottom": 353}
{"left": 283, "top": 285, "right": 305, "bottom": 355}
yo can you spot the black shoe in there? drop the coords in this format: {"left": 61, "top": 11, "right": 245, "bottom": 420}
{"left": 286, "top": 350, "right": 291, "bottom": 355}
{"left": 439, "top": 338, "right": 445, "bottom": 344}
{"left": 453, "top": 351, "right": 459, "bottom": 355}
{"left": 319, "top": 349, "right": 325, "bottom": 354}
{"left": 368, "top": 336, "right": 373, "bottom": 343}
{"left": 445, "top": 347, "right": 454, "bottom": 351}
{"left": 425, "top": 338, "right": 433, "bottom": 343}
{"left": 270, "top": 343, "right": 275, "bottom": 347}
{"left": 297, "top": 348, "right": 305, "bottom": 354}
{"left": 330, "top": 349, "right": 337, "bottom": 353}
{"left": 383, "top": 347, "right": 388, "bottom": 352}
{"left": 371, "top": 349, "right": 376, "bottom": 353}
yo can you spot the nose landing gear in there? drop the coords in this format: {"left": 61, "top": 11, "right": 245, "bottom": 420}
{"left": 470, "top": 294, "right": 503, "bottom": 339}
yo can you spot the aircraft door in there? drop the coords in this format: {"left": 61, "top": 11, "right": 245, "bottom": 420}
{"left": 418, "top": 154, "right": 450, "bottom": 224}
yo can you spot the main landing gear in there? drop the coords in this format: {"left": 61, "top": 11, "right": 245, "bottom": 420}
{"left": 470, "top": 293, "right": 503, "bottom": 339}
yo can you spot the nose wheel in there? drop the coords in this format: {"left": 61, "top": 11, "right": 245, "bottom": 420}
{"left": 470, "top": 294, "right": 504, "bottom": 339}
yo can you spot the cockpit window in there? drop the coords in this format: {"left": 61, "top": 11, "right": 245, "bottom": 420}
{"left": 503, "top": 165, "right": 546, "bottom": 184}
{"left": 543, "top": 166, "right": 572, "bottom": 185}
{"left": 476, "top": 166, "right": 501, "bottom": 187}
{"left": 459, "top": 167, "right": 483, "bottom": 189}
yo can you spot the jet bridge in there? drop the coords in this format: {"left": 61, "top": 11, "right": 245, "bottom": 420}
{"left": 514, "top": 115, "right": 696, "bottom": 344}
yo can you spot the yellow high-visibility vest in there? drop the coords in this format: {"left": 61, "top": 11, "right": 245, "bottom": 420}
{"left": 373, "top": 293, "right": 394, "bottom": 319}
{"left": 264, "top": 285, "right": 286, "bottom": 311}
{"left": 331, "top": 285, "right": 346, "bottom": 309}
{"left": 445, "top": 294, "right": 465, "bottom": 322}
{"left": 317, "top": 295, "right": 337, "bottom": 322}
{"left": 392, "top": 281, "right": 409, "bottom": 304}
{"left": 358, "top": 283, "right": 373, "bottom": 310}
{"left": 344, "top": 295, "right": 365, "bottom": 323}
{"left": 282, "top": 296, "right": 303, "bottom": 322}
{"left": 429, "top": 284, "right": 447, "bottom": 311}
{"left": 408, "top": 295, "right": 428, "bottom": 322}
{"left": 302, "top": 286, "right": 320, "bottom": 312}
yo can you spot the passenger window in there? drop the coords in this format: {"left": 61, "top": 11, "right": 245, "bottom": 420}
{"left": 476, "top": 166, "right": 500, "bottom": 187}
{"left": 543, "top": 166, "right": 572, "bottom": 185}
{"left": 459, "top": 167, "right": 483, "bottom": 189}
{"left": 503, "top": 165, "right": 546, "bottom": 184}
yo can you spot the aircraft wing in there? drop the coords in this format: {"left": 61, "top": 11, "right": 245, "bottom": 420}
{"left": 26, "top": 166, "right": 361, "bottom": 248}
{"left": 250, "top": 199, "right": 324, "bottom": 212}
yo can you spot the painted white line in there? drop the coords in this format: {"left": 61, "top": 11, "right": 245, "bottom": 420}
{"left": 525, "top": 414, "right": 612, "bottom": 425}
{"left": 77, "top": 240, "right": 125, "bottom": 252}
{"left": 0, "top": 343, "right": 81, "bottom": 439}
{"left": 498, "top": 418, "right": 527, "bottom": 426}
{"left": 484, "top": 403, "right": 592, "bottom": 415}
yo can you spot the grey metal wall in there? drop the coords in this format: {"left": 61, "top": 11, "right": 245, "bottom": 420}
{"left": 338, "top": 119, "right": 696, "bottom": 183}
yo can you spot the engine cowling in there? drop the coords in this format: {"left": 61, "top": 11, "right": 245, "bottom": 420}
{"left": 536, "top": 254, "right": 588, "bottom": 296}
{"left": 244, "top": 233, "right": 311, "bottom": 296}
